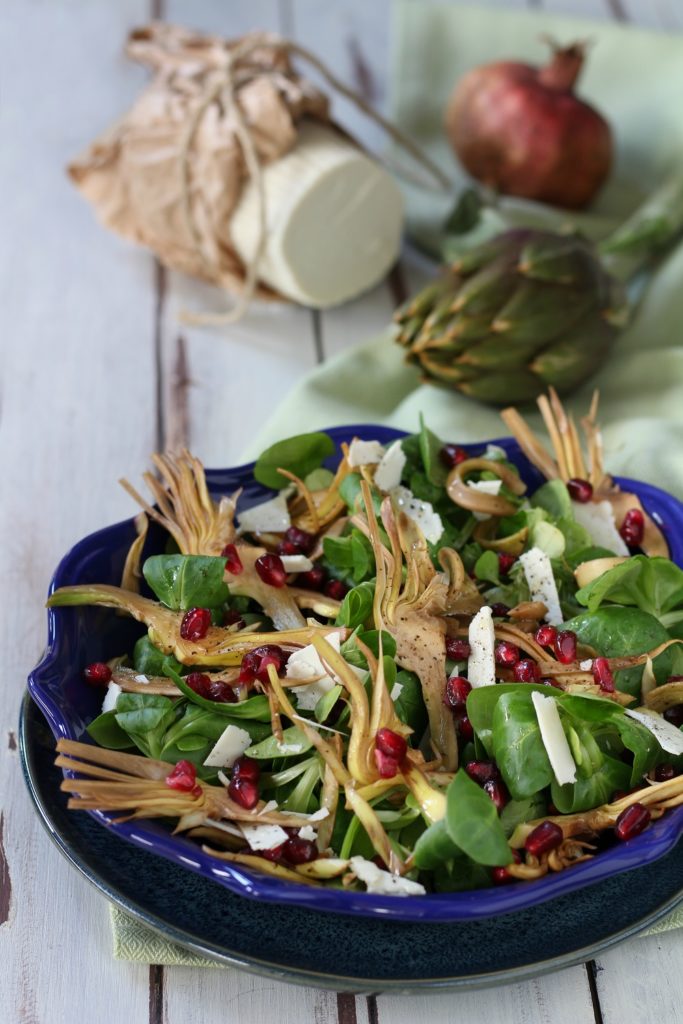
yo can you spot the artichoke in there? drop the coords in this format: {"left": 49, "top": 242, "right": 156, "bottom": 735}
{"left": 395, "top": 177, "right": 683, "bottom": 404}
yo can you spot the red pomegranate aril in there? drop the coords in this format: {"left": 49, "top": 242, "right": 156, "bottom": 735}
{"left": 440, "top": 444, "right": 468, "bottom": 468}
{"left": 296, "top": 565, "right": 327, "bottom": 590}
{"left": 228, "top": 776, "right": 260, "bottom": 809}
{"left": 221, "top": 543, "right": 243, "bottom": 575}
{"left": 534, "top": 624, "right": 558, "bottom": 648}
{"left": 514, "top": 658, "right": 541, "bottom": 683}
{"left": 498, "top": 553, "right": 517, "bottom": 575}
{"left": 186, "top": 671, "right": 212, "bottom": 698}
{"left": 259, "top": 842, "right": 287, "bottom": 862}
{"left": 374, "top": 748, "right": 400, "bottom": 779}
{"left": 592, "top": 656, "right": 615, "bottom": 692}
{"left": 490, "top": 603, "right": 510, "bottom": 618}
{"left": 83, "top": 661, "right": 112, "bottom": 687}
{"left": 525, "top": 820, "right": 563, "bottom": 857}
{"left": 238, "top": 644, "right": 288, "bottom": 685}
{"left": 654, "top": 764, "right": 677, "bottom": 782}
{"left": 567, "top": 477, "right": 593, "bottom": 503}
{"left": 284, "top": 526, "right": 316, "bottom": 554}
{"left": 207, "top": 680, "right": 238, "bottom": 703}
{"left": 324, "top": 579, "right": 349, "bottom": 601}
{"left": 255, "top": 553, "right": 287, "bottom": 588}
{"left": 615, "top": 802, "right": 651, "bottom": 841}
{"left": 232, "top": 755, "right": 260, "bottom": 782}
{"left": 444, "top": 675, "right": 471, "bottom": 710}
{"left": 542, "top": 676, "right": 562, "bottom": 689}
{"left": 620, "top": 508, "right": 645, "bottom": 547}
{"left": 465, "top": 760, "right": 500, "bottom": 786}
{"left": 376, "top": 727, "right": 408, "bottom": 761}
{"left": 284, "top": 836, "right": 318, "bottom": 865}
{"left": 554, "top": 630, "right": 577, "bottom": 664}
{"left": 455, "top": 712, "right": 474, "bottom": 742}
{"left": 492, "top": 866, "right": 515, "bottom": 885}
{"left": 165, "top": 759, "right": 198, "bottom": 793}
{"left": 180, "top": 606, "right": 212, "bottom": 641}
{"left": 663, "top": 705, "right": 683, "bottom": 728}
{"left": 495, "top": 641, "right": 520, "bottom": 667}
{"left": 484, "top": 778, "right": 509, "bottom": 812}
{"left": 276, "top": 539, "right": 302, "bottom": 556}
{"left": 446, "top": 637, "right": 471, "bottom": 661}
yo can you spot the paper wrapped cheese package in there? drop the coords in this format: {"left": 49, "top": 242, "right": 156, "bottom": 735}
{"left": 68, "top": 23, "right": 410, "bottom": 311}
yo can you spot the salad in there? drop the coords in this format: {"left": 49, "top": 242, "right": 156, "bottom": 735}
{"left": 49, "top": 391, "right": 683, "bottom": 897}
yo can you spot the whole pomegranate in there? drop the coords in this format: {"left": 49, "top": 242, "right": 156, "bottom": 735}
{"left": 445, "top": 41, "right": 613, "bottom": 209}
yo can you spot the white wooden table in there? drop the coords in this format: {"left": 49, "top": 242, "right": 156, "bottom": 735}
{"left": 1, "top": 0, "right": 681, "bottom": 1021}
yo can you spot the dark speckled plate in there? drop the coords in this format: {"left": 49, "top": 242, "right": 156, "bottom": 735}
{"left": 21, "top": 694, "right": 683, "bottom": 992}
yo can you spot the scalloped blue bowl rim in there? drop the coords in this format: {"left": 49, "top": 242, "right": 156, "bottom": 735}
{"left": 27, "top": 424, "right": 683, "bottom": 923}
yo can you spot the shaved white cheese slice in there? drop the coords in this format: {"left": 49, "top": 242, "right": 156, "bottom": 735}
{"left": 374, "top": 441, "right": 407, "bottom": 492}
{"left": 286, "top": 632, "right": 342, "bottom": 711}
{"left": 390, "top": 681, "right": 404, "bottom": 702}
{"left": 531, "top": 691, "right": 577, "bottom": 786}
{"left": 237, "top": 491, "right": 291, "bottom": 534}
{"left": 519, "top": 547, "right": 563, "bottom": 626}
{"left": 102, "top": 681, "right": 122, "bottom": 714}
{"left": 240, "top": 823, "right": 289, "bottom": 852}
{"left": 625, "top": 708, "right": 683, "bottom": 756}
{"left": 298, "top": 825, "right": 317, "bottom": 841}
{"left": 467, "top": 479, "right": 503, "bottom": 522}
{"left": 258, "top": 800, "right": 279, "bottom": 816}
{"left": 391, "top": 486, "right": 443, "bottom": 544}
{"left": 308, "top": 807, "right": 330, "bottom": 821}
{"left": 280, "top": 554, "right": 314, "bottom": 573}
{"left": 467, "top": 606, "right": 496, "bottom": 688}
{"left": 350, "top": 856, "right": 426, "bottom": 897}
{"left": 580, "top": 659, "right": 594, "bottom": 672}
{"left": 572, "top": 501, "right": 629, "bottom": 556}
{"left": 276, "top": 742, "right": 304, "bottom": 754}
{"left": 134, "top": 673, "right": 149, "bottom": 684}
{"left": 203, "top": 723, "right": 252, "bottom": 768}
{"left": 348, "top": 438, "right": 385, "bottom": 467}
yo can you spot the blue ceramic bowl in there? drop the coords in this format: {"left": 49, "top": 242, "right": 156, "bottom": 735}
{"left": 28, "top": 425, "right": 683, "bottom": 922}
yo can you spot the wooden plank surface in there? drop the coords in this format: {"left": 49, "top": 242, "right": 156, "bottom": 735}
{"left": 0, "top": 0, "right": 680, "bottom": 1023}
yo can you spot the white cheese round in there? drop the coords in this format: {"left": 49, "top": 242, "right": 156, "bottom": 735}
{"left": 231, "top": 121, "right": 404, "bottom": 308}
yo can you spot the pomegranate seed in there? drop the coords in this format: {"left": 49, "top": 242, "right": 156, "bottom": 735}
{"left": 228, "top": 776, "right": 259, "bottom": 809}
{"left": 455, "top": 712, "right": 474, "bottom": 742}
{"left": 620, "top": 508, "right": 645, "bottom": 548}
{"left": 374, "top": 748, "right": 400, "bottom": 778}
{"left": 259, "top": 842, "right": 287, "bottom": 862}
{"left": 255, "top": 553, "right": 287, "bottom": 588}
{"left": 233, "top": 755, "right": 260, "bottom": 782}
{"left": 663, "top": 705, "right": 683, "bottom": 728}
{"left": 238, "top": 644, "right": 288, "bottom": 685}
{"left": 492, "top": 849, "right": 521, "bottom": 885}
{"left": 284, "top": 526, "right": 316, "bottom": 554}
{"left": 495, "top": 641, "right": 520, "bottom": 667}
{"left": 514, "top": 658, "right": 541, "bottom": 683}
{"left": 324, "top": 579, "right": 349, "bottom": 601}
{"left": 534, "top": 624, "right": 558, "bottom": 648}
{"left": 525, "top": 820, "right": 563, "bottom": 857}
{"left": 296, "top": 565, "right": 327, "bottom": 590}
{"left": 615, "top": 802, "right": 651, "bottom": 841}
{"left": 180, "top": 607, "right": 212, "bottom": 641}
{"left": 446, "top": 637, "right": 471, "bottom": 661}
{"left": 567, "top": 478, "right": 593, "bottom": 503}
{"left": 284, "top": 836, "right": 318, "bottom": 864}
{"left": 166, "top": 760, "right": 198, "bottom": 793}
{"left": 186, "top": 672, "right": 212, "bottom": 698}
{"left": 276, "top": 539, "right": 302, "bottom": 556}
{"left": 372, "top": 854, "right": 388, "bottom": 870}
{"left": 440, "top": 444, "right": 468, "bottom": 468}
{"left": 484, "top": 778, "right": 509, "bottom": 812}
{"left": 542, "top": 677, "right": 562, "bottom": 689}
{"left": 498, "top": 553, "right": 516, "bottom": 575}
{"left": 444, "top": 675, "right": 471, "bottom": 710}
{"left": 654, "top": 764, "right": 677, "bottom": 782}
{"left": 223, "top": 608, "right": 245, "bottom": 629}
{"left": 490, "top": 603, "right": 510, "bottom": 618}
{"left": 465, "top": 760, "right": 500, "bottom": 786}
{"left": 554, "top": 630, "right": 577, "bottom": 664}
{"left": 592, "top": 657, "right": 615, "bottom": 692}
{"left": 83, "top": 662, "right": 112, "bottom": 687}
{"left": 208, "top": 680, "right": 237, "bottom": 703}
{"left": 221, "top": 543, "right": 243, "bottom": 575}
{"left": 376, "top": 727, "right": 407, "bottom": 761}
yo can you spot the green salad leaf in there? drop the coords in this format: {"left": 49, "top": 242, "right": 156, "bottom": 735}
{"left": 143, "top": 555, "right": 229, "bottom": 611}
{"left": 254, "top": 431, "right": 335, "bottom": 490}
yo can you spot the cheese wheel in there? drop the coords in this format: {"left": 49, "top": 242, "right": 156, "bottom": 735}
{"left": 231, "top": 121, "right": 404, "bottom": 307}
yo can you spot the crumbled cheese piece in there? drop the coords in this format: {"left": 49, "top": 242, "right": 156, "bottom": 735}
{"left": 350, "top": 856, "right": 426, "bottom": 897}
{"left": 572, "top": 501, "right": 629, "bottom": 556}
{"left": 519, "top": 547, "right": 563, "bottom": 626}
{"left": 391, "top": 486, "right": 443, "bottom": 544}
{"left": 280, "top": 554, "right": 314, "bottom": 573}
{"left": 276, "top": 742, "right": 304, "bottom": 754}
{"left": 102, "top": 681, "right": 122, "bottom": 714}
{"left": 625, "top": 708, "right": 683, "bottom": 756}
{"left": 531, "top": 691, "right": 577, "bottom": 786}
{"left": 203, "top": 723, "right": 252, "bottom": 768}
{"left": 579, "top": 659, "right": 593, "bottom": 672}
{"left": 308, "top": 807, "right": 330, "bottom": 821}
{"left": 240, "top": 823, "right": 289, "bottom": 851}
{"left": 237, "top": 491, "right": 291, "bottom": 534}
{"left": 374, "top": 441, "right": 406, "bottom": 492}
{"left": 134, "top": 674, "right": 149, "bottom": 684}
{"left": 286, "top": 632, "right": 342, "bottom": 711}
{"left": 467, "top": 606, "right": 496, "bottom": 688}
{"left": 348, "top": 439, "right": 385, "bottom": 467}
{"left": 468, "top": 479, "right": 503, "bottom": 522}
{"left": 258, "top": 800, "right": 279, "bottom": 815}
{"left": 390, "top": 681, "right": 404, "bottom": 702}
{"left": 298, "top": 825, "right": 317, "bottom": 841}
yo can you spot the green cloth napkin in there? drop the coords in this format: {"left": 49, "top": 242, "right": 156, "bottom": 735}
{"left": 245, "top": 2, "right": 683, "bottom": 502}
